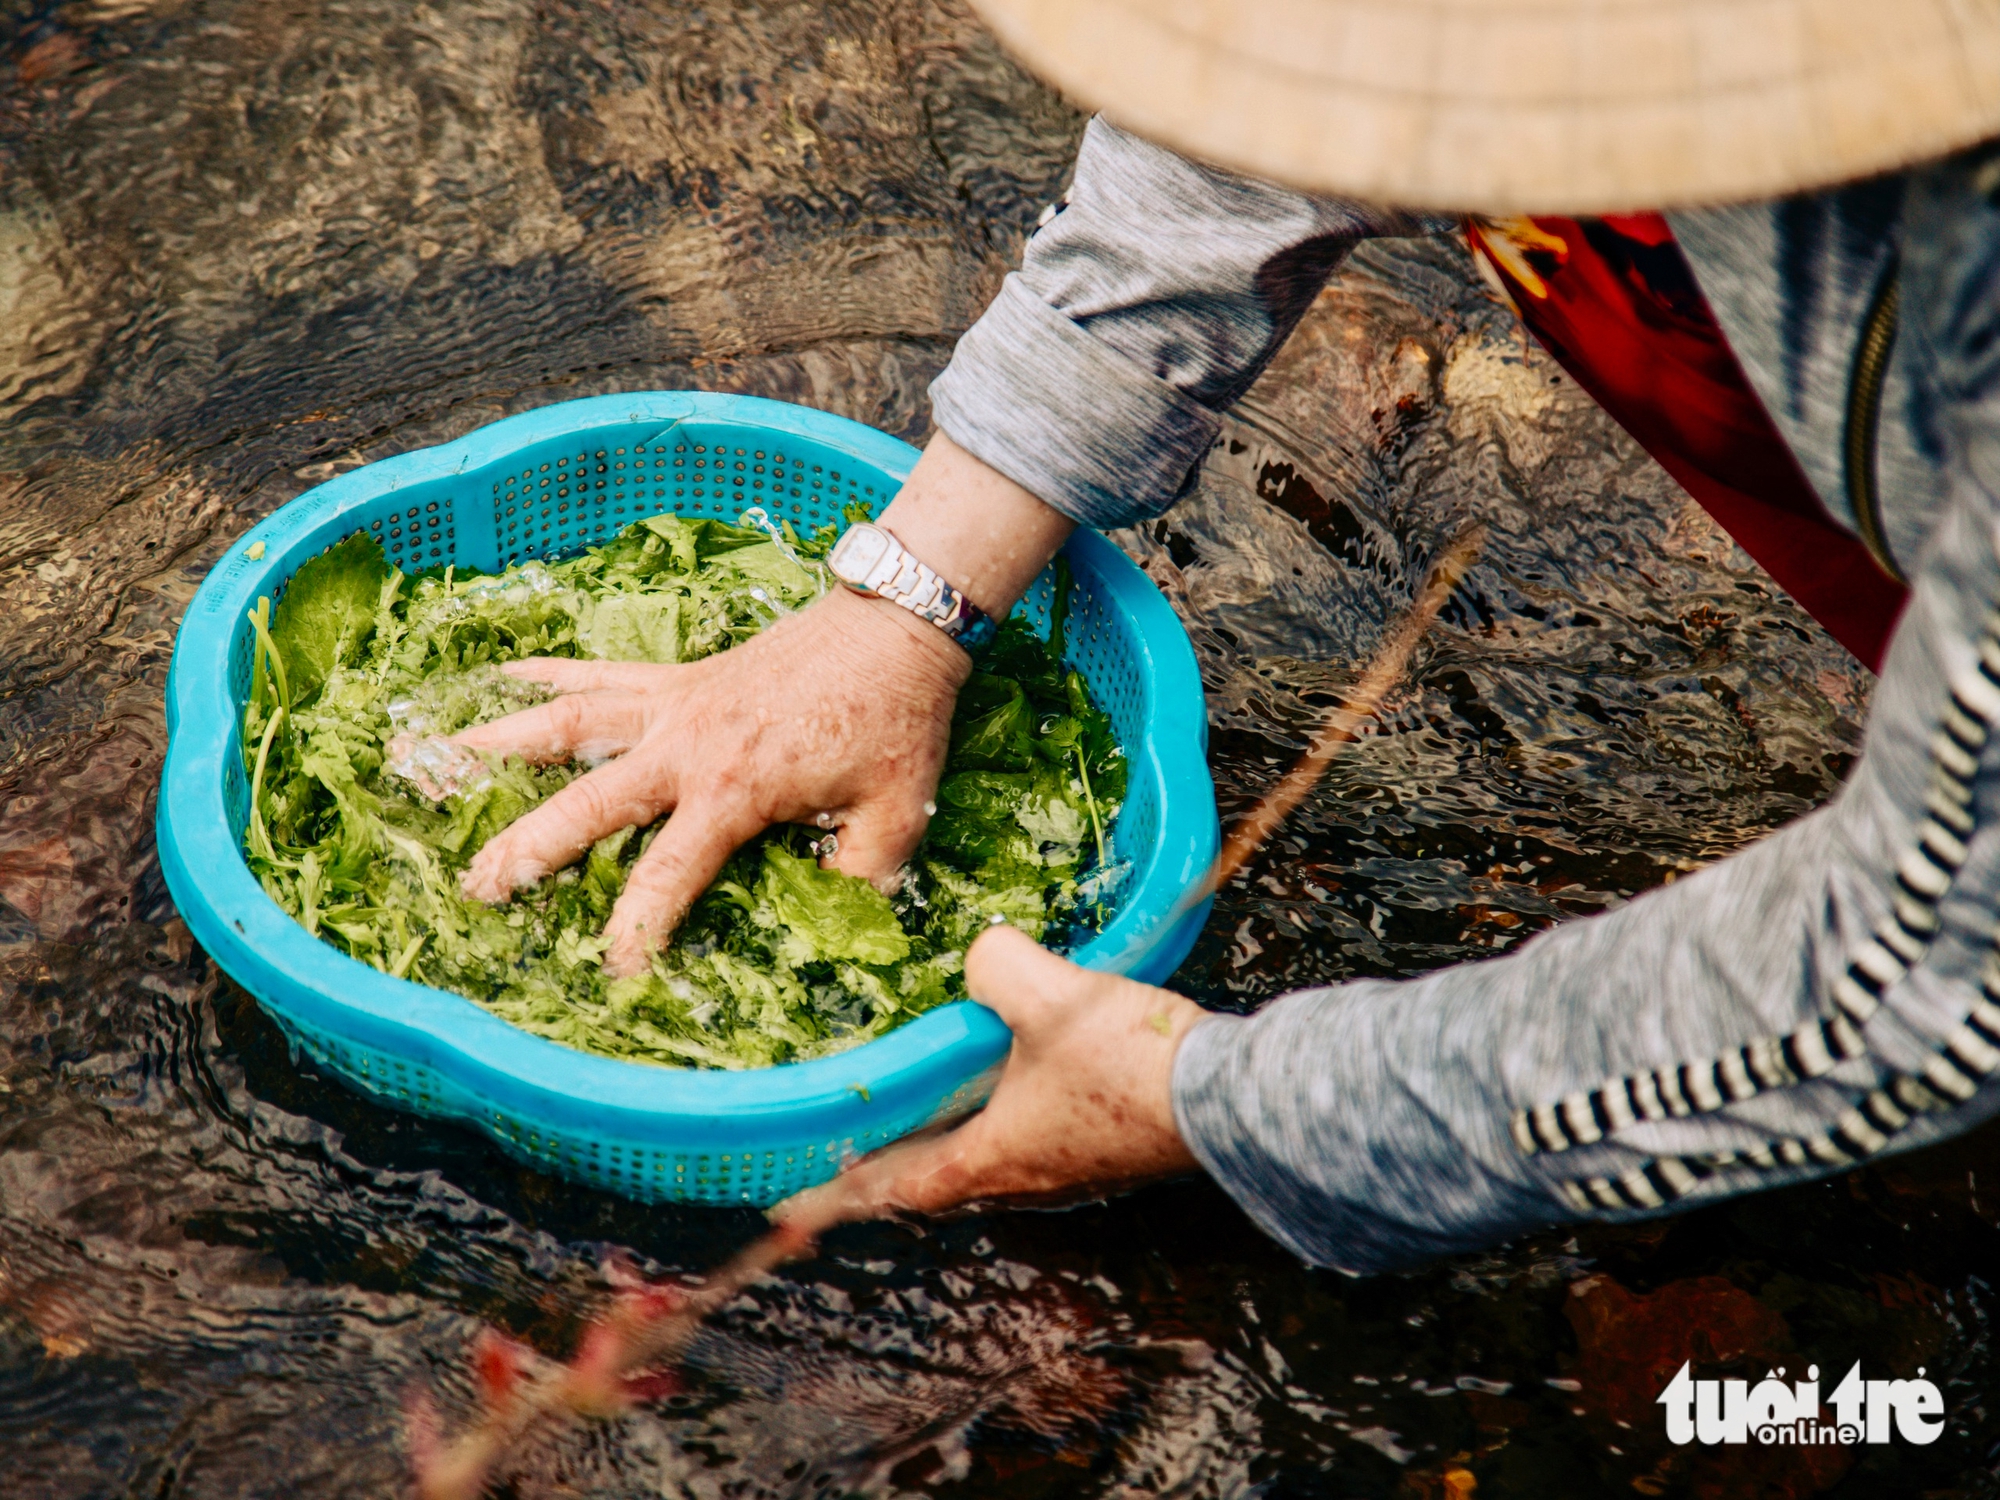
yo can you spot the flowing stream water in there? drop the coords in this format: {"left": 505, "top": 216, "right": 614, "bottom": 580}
{"left": 2, "top": 2, "right": 1995, "bottom": 1496}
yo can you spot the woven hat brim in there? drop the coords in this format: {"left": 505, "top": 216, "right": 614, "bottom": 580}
{"left": 973, "top": 0, "right": 2000, "bottom": 213}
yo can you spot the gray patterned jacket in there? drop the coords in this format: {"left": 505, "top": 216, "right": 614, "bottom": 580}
{"left": 928, "top": 117, "right": 2000, "bottom": 1273}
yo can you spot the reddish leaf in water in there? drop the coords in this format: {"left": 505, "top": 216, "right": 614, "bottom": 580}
{"left": 1564, "top": 1273, "right": 1854, "bottom": 1500}
{"left": 1565, "top": 1273, "right": 1789, "bottom": 1429}
{"left": 471, "top": 1329, "right": 531, "bottom": 1413}
{"left": 408, "top": 1224, "right": 818, "bottom": 1495}
{"left": 618, "top": 1368, "right": 685, "bottom": 1403}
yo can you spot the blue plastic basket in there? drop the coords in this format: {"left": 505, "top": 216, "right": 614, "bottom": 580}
{"left": 159, "top": 392, "right": 1216, "bottom": 1206}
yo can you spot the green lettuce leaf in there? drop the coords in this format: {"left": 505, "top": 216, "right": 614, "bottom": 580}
{"left": 640, "top": 515, "right": 769, "bottom": 573}
{"left": 269, "top": 532, "right": 391, "bottom": 699}
{"left": 576, "top": 592, "right": 684, "bottom": 663}
{"left": 949, "top": 674, "right": 1038, "bottom": 771}
{"left": 756, "top": 845, "right": 911, "bottom": 966}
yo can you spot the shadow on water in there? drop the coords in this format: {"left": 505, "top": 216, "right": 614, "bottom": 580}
{"left": 1, "top": 1, "right": 1996, "bottom": 1496}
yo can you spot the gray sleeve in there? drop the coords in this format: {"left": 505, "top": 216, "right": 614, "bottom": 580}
{"left": 1668, "top": 184, "right": 1944, "bottom": 575}
{"left": 1171, "top": 147, "right": 2000, "bottom": 1274}
{"left": 928, "top": 117, "right": 1449, "bottom": 531}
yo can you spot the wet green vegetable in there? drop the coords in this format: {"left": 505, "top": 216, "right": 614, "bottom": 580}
{"left": 238, "top": 513, "right": 1125, "bottom": 1068}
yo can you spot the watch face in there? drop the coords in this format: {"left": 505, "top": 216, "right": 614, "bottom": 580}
{"left": 829, "top": 522, "right": 893, "bottom": 585}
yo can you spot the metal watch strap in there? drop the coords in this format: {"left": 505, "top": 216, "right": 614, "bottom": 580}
{"left": 827, "top": 522, "right": 998, "bottom": 653}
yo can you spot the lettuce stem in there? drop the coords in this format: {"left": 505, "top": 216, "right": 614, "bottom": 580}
{"left": 1075, "top": 743, "right": 1106, "bottom": 869}
{"left": 1050, "top": 554, "right": 1072, "bottom": 661}
{"left": 248, "top": 596, "right": 271, "bottom": 720}
{"left": 248, "top": 704, "right": 286, "bottom": 865}
{"left": 247, "top": 598, "right": 290, "bottom": 710}
{"left": 390, "top": 931, "right": 428, "bottom": 979}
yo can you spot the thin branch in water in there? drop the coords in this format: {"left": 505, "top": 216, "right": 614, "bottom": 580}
{"left": 409, "top": 1221, "right": 816, "bottom": 1500}
{"left": 1148, "top": 523, "right": 1485, "bottom": 949}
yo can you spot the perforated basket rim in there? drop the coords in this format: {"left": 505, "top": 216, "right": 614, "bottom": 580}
{"left": 159, "top": 392, "right": 1215, "bottom": 1147}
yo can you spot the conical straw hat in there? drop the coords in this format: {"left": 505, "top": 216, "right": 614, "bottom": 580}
{"left": 971, "top": 0, "right": 2000, "bottom": 213}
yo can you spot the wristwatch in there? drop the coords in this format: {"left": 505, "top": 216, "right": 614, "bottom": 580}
{"left": 827, "top": 522, "right": 997, "bottom": 653}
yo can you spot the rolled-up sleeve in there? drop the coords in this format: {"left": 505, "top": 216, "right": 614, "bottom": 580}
{"left": 929, "top": 117, "right": 1446, "bottom": 530}
{"left": 1171, "top": 148, "right": 2000, "bottom": 1275}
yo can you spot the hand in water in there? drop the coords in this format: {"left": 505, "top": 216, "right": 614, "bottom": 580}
{"left": 454, "top": 585, "right": 967, "bottom": 977}
{"left": 772, "top": 925, "right": 1204, "bottom": 1231}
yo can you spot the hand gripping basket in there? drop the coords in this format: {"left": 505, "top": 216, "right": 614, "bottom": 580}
{"left": 160, "top": 393, "right": 1217, "bottom": 1206}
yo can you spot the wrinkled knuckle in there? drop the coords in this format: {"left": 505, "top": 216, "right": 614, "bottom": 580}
{"left": 626, "top": 855, "right": 680, "bottom": 895}
{"left": 565, "top": 777, "right": 621, "bottom": 828}
{"left": 628, "top": 845, "right": 696, "bottom": 899}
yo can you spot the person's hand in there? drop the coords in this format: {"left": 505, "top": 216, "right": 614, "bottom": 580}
{"left": 450, "top": 432, "right": 1075, "bottom": 976}
{"left": 771, "top": 925, "right": 1205, "bottom": 1235}
{"left": 454, "top": 586, "right": 968, "bottom": 976}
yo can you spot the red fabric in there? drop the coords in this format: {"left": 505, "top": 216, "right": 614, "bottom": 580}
{"left": 1465, "top": 215, "right": 1907, "bottom": 671}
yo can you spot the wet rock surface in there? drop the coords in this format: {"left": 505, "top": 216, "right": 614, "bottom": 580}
{"left": 1, "top": 2, "right": 1994, "bottom": 1496}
